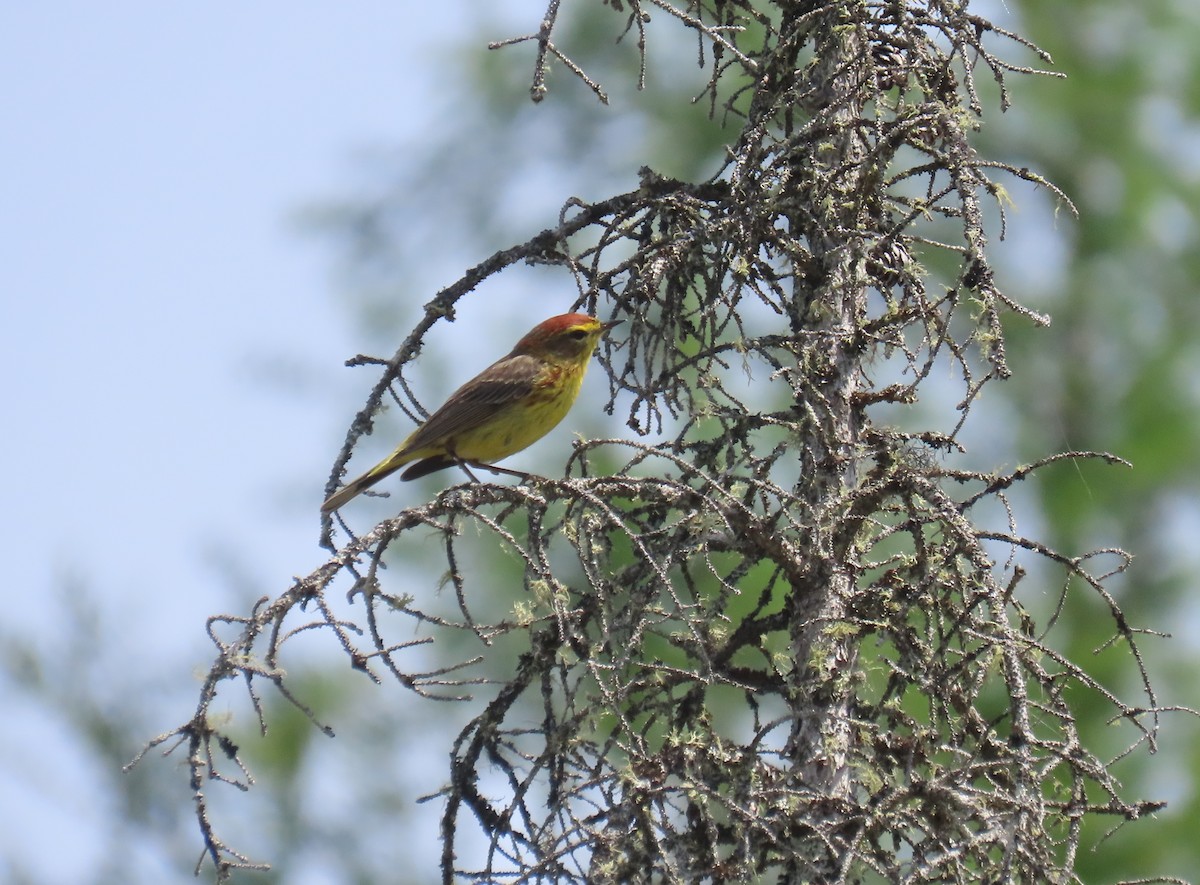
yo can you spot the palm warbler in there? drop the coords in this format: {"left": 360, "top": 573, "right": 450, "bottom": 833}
{"left": 321, "top": 313, "right": 618, "bottom": 512}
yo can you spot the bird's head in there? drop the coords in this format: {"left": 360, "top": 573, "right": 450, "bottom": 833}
{"left": 514, "top": 313, "right": 620, "bottom": 361}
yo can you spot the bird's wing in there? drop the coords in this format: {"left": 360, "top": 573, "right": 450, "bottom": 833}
{"left": 401, "top": 353, "right": 540, "bottom": 452}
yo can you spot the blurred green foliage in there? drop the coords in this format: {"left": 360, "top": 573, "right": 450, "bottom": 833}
{"left": 984, "top": 4, "right": 1200, "bottom": 879}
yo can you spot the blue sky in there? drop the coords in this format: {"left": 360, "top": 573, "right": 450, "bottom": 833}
{"left": 1, "top": 5, "right": 468, "bottom": 880}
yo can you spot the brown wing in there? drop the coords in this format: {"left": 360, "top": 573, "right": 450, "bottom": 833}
{"left": 401, "top": 353, "right": 540, "bottom": 453}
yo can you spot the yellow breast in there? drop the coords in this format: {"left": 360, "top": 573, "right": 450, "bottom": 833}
{"left": 451, "top": 363, "right": 585, "bottom": 462}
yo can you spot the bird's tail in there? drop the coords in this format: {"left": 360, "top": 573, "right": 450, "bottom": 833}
{"left": 321, "top": 459, "right": 406, "bottom": 513}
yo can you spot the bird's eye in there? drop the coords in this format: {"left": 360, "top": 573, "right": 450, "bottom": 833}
{"left": 568, "top": 329, "right": 589, "bottom": 340}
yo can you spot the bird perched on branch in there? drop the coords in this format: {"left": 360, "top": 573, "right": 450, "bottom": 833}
{"left": 322, "top": 312, "right": 619, "bottom": 513}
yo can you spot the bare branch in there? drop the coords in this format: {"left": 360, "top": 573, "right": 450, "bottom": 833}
{"left": 134, "top": 2, "right": 1181, "bottom": 881}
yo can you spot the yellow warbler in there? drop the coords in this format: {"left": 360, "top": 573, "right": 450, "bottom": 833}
{"left": 322, "top": 313, "right": 618, "bottom": 512}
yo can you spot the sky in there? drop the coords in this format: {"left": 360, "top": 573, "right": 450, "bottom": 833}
{"left": 1, "top": 5, "right": 470, "bottom": 881}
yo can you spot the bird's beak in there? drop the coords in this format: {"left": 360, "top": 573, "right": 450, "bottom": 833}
{"left": 601, "top": 320, "right": 622, "bottom": 332}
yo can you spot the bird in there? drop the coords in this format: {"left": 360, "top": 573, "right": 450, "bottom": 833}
{"left": 321, "top": 312, "right": 619, "bottom": 513}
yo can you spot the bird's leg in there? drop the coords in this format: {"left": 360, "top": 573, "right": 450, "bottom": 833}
{"left": 448, "top": 453, "right": 482, "bottom": 482}
{"left": 473, "top": 462, "right": 532, "bottom": 481}
{"left": 447, "top": 448, "right": 536, "bottom": 483}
